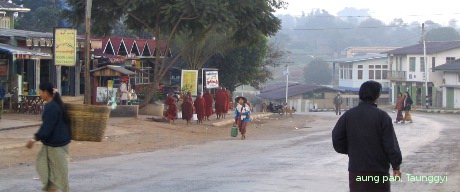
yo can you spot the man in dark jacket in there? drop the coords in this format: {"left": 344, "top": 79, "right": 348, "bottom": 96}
{"left": 332, "top": 81, "right": 402, "bottom": 192}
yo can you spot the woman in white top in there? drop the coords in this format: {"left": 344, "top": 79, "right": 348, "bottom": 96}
{"left": 233, "top": 96, "right": 251, "bottom": 140}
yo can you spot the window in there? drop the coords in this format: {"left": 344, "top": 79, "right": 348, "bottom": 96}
{"left": 432, "top": 57, "right": 436, "bottom": 72}
{"left": 447, "top": 57, "right": 456, "bottom": 63}
{"left": 375, "top": 65, "right": 382, "bottom": 80}
{"left": 339, "top": 64, "right": 353, "bottom": 79}
{"left": 382, "top": 65, "right": 388, "bottom": 79}
{"left": 420, "top": 57, "right": 425, "bottom": 72}
{"left": 358, "top": 65, "right": 363, "bottom": 80}
{"left": 0, "top": 17, "right": 10, "bottom": 29}
{"left": 135, "top": 61, "right": 151, "bottom": 84}
{"left": 369, "top": 65, "right": 374, "bottom": 79}
{"left": 409, "top": 57, "right": 416, "bottom": 72}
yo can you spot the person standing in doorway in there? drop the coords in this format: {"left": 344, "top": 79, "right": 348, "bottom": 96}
{"left": 332, "top": 81, "right": 402, "bottom": 192}
{"left": 26, "top": 82, "right": 71, "bottom": 192}
{"left": 119, "top": 79, "right": 129, "bottom": 105}
{"left": 403, "top": 92, "right": 413, "bottom": 123}
{"left": 234, "top": 96, "right": 251, "bottom": 140}
{"left": 394, "top": 92, "right": 405, "bottom": 124}
{"left": 333, "top": 92, "right": 343, "bottom": 115}
{"left": 0, "top": 84, "right": 5, "bottom": 121}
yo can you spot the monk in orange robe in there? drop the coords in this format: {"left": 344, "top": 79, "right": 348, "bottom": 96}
{"left": 165, "top": 92, "right": 178, "bottom": 124}
{"left": 215, "top": 87, "right": 226, "bottom": 119}
{"left": 181, "top": 97, "right": 193, "bottom": 125}
{"left": 222, "top": 87, "right": 230, "bottom": 119}
{"left": 203, "top": 90, "right": 214, "bottom": 121}
{"left": 194, "top": 94, "right": 206, "bottom": 124}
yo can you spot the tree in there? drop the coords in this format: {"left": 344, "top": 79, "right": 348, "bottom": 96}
{"left": 173, "top": 30, "right": 232, "bottom": 70}
{"left": 208, "top": 35, "right": 284, "bottom": 92}
{"left": 303, "top": 59, "right": 332, "bottom": 85}
{"left": 13, "top": 0, "right": 62, "bottom": 32}
{"left": 63, "top": 0, "right": 286, "bottom": 107}
{"left": 426, "top": 27, "right": 460, "bottom": 41}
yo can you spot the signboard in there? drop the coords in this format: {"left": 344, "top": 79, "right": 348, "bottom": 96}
{"left": 181, "top": 70, "right": 198, "bottom": 96}
{"left": 54, "top": 28, "right": 77, "bottom": 66}
{"left": 96, "top": 87, "right": 118, "bottom": 103}
{"left": 205, "top": 71, "right": 219, "bottom": 89}
{"left": 108, "top": 80, "right": 114, "bottom": 88}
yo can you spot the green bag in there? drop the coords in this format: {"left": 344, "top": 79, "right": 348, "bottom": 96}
{"left": 231, "top": 126, "right": 238, "bottom": 137}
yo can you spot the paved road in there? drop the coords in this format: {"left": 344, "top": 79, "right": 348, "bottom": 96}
{"left": 0, "top": 112, "right": 458, "bottom": 192}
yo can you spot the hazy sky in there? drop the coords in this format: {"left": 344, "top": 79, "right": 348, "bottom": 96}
{"left": 276, "top": 0, "right": 459, "bottom": 25}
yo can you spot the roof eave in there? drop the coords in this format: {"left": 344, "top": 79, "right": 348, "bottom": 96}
{"left": 0, "top": 8, "right": 30, "bottom": 12}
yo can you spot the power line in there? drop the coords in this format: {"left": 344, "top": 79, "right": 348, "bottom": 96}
{"left": 293, "top": 25, "right": 408, "bottom": 31}
{"left": 280, "top": 12, "right": 460, "bottom": 18}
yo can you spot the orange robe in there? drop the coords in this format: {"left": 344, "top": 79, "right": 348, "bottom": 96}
{"left": 215, "top": 90, "right": 226, "bottom": 115}
{"left": 203, "top": 92, "right": 214, "bottom": 117}
{"left": 181, "top": 99, "right": 193, "bottom": 121}
{"left": 194, "top": 97, "right": 206, "bottom": 121}
{"left": 165, "top": 96, "right": 177, "bottom": 120}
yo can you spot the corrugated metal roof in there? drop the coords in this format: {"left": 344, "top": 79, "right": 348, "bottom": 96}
{"left": 0, "top": 43, "right": 51, "bottom": 57}
{"left": 329, "top": 54, "right": 387, "bottom": 63}
{"left": 258, "top": 84, "right": 338, "bottom": 100}
{"left": 0, "top": 28, "right": 52, "bottom": 38}
{"left": 384, "top": 41, "right": 460, "bottom": 55}
{"left": 91, "top": 65, "right": 136, "bottom": 75}
{"left": 0, "top": 2, "right": 30, "bottom": 12}
{"left": 434, "top": 59, "right": 460, "bottom": 71}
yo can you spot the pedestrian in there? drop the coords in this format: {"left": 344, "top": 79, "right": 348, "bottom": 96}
{"left": 119, "top": 78, "right": 129, "bottom": 105}
{"left": 203, "top": 90, "right": 214, "bottom": 121}
{"left": 26, "top": 82, "right": 71, "bottom": 192}
{"left": 0, "top": 84, "right": 5, "bottom": 121}
{"left": 394, "top": 92, "right": 405, "bottom": 124}
{"left": 181, "top": 97, "right": 193, "bottom": 125}
{"left": 194, "top": 93, "right": 206, "bottom": 124}
{"left": 165, "top": 91, "right": 178, "bottom": 124}
{"left": 403, "top": 92, "right": 413, "bottom": 123}
{"left": 215, "top": 87, "right": 226, "bottom": 119}
{"left": 222, "top": 87, "right": 230, "bottom": 119}
{"left": 332, "top": 81, "right": 402, "bottom": 192}
{"left": 333, "top": 92, "right": 343, "bottom": 115}
{"left": 234, "top": 96, "right": 251, "bottom": 140}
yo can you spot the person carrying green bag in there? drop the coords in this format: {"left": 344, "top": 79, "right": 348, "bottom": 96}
{"left": 233, "top": 96, "right": 251, "bottom": 140}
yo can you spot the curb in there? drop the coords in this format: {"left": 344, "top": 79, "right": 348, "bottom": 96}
{"left": 416, "top": 109, "right": 460, "bottom": 114}
{"left": 0, "top": 124, "right": 41, "bottom": 131}
{"left": 212, "top": 113, "right": 274, "bottom": 127}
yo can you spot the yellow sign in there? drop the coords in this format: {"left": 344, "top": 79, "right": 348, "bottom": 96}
{"left": 181, "top": 70, "right": 198, "bottom": 96}
{"left": 108, "top": 80, "right": 114, "bottom": 88}
{"left": 54, "top": 28, "right": 77, "bottom": 66}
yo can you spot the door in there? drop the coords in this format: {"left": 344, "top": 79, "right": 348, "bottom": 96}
{"left": 446, "top": 88, "right": 454, "bottom": 108}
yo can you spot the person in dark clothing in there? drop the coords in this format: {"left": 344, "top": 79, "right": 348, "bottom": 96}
{"left": 26, "top": 82, "right": 71, "bottom": 192}
{"left": 403, "top": 92, "right": 413, "bottom": 123}
{"left": 332, "top": 81, "right": 402, "bottom": 192}
{"left": 0, "top": 84, "right": 5, "bottom": 121}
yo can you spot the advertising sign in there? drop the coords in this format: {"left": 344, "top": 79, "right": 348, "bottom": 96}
{"left": 205, "top": 71, "right": 219, "bottom": 89}
{"left": 181, "top": 70, "right": 198, "bottom": 95}
{"left": 54, "top": 28, "right": 77, "bottom": 66}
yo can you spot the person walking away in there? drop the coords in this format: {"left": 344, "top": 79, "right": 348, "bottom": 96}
{"left": 222, "top": 87, "right": 230, "bottom": 119}
{"left": 181, "top": 97, "right": 193, "bottom": 125}
{"left": 333, "top": 92, "right": 343, "bottom": 115}
{"left": 119, "top": 79, "right": 128, "bottom": 105}
{"left": 0, "top": 84, "right": 5, "bottom": 121}
{"left": 215, "top": 87, "right": 226, "bottom": 119}
{"left": 403, "top": 92, "right": 413, "bottom": 123}
{"left": 234, "top": 96, "right": 251, "bottom": 140}
{"left": 26, "top": 82, "right": 72, "bottom": 192}
{"left": 203, "top": 90, "right": 214, "bottom": 121}
{"left": 332, "top": 81, "right": 402, "bottom": 192}
{"left": 194, "top": 93, "right": 206, "bottom": 124}
{"left": 394, "top": 92, "right": 405, "bottom": 124}
{"left": 165, "top": 91, "right": 178, "bottom": 124}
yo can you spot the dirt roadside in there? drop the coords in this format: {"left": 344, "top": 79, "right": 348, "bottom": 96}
{"left": 0, "top": 113, "right": 334, "bottom": 169}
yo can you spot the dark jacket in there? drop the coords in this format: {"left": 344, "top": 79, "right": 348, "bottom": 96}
{"left": 404, "top": 97, "right": 413, "bottom": 111}
{"left": 332, "top": 102, "right": 402, "bottom": 172}
{"left": 34, "top": 100, "right": 71, "bottom": 147}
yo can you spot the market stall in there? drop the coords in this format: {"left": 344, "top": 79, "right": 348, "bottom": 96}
{"left": 90, "top": 65, "right": 136, "bottom": 105}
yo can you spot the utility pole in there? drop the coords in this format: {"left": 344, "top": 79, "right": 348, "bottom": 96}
{"left": 422, "top": 23, "right": 429, "bottom": 108}
{"left": 284, "top": 51, "right": 293, "bottom": 106}
{"left": 84, "top": 0, "right": 92, "bottom": 104}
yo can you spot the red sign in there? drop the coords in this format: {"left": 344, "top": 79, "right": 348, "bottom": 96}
{"left": 0, "top": 64, "right": 7, "bottom": 77}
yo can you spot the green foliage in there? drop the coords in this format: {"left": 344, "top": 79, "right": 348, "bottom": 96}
{"left": 426, "top": 27, "right": 460, "bottom": 41}
{"left": 13, "top": 0, "right": 61, "bottom": 32}
{"left": 303, "top": 59, "right": 332, "bottom": 85}
{"left": 208, "top": 35, "right": 271, "bottom": 92}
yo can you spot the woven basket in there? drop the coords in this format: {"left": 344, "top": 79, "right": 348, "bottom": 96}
{"left": 65, "top": 104, "right": 111, "bottom": 142}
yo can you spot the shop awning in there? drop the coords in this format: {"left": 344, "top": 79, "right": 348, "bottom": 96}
{"left": 0, "top": 43, "right": 51, "bottom": 57}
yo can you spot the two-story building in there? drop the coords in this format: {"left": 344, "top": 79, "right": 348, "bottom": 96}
{"left": 330, "top": 54, "right": 391, "bottom": 107}
{"left": 384, "top": 41, "right": 460, "bottom": 107}
{"left": 434, "top": 59, "right": 460, "bottom": 108}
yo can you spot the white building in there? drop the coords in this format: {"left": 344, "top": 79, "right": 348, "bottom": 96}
{"left": 384, "top": 41, "right": 460, "bottom": 107}
{"left": 434, "top": 59, "right": 460, "bottom": 108}
{"left": 330, "top": 54, "right": 390, "bottom": 107}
